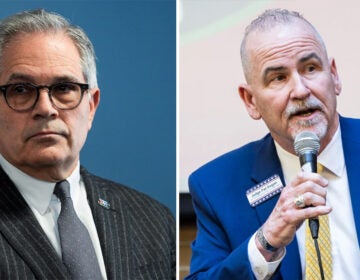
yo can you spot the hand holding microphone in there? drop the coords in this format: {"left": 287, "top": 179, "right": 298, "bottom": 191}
{"left": 257, "top": 131, "right": 330, "bottom": 253}
{"left": 293, "top": 131, "right": 321, "bottom": 239}
{"left": 294, "top": 132, "right": 332, "bottom": 280}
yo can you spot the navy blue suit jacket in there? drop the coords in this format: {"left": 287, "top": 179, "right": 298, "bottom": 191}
{"left": 186, "top": 116, "right": 360, "bottom": 279}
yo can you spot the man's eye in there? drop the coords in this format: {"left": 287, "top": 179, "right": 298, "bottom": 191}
{"left": 307, "top": 65, "right": 316, "bottom": 72}
{"left": 269, "top": 74, "right": 286, "bottom": 83}
{"left": 12, "top": 84, "right": 31, "bottom": 94}
{"left": 274, "top": 75, "right": 286, "bottom": 81}
{"left": 55, "top": 83, "right": 76, "bottom": 93}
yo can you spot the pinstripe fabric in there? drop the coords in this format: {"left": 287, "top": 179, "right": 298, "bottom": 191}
{"left": 0, "top": 166, "right": 175, "bottom": 279}
{"left": 0, "top": 167, "right": 70, "bottom": 279}
{"left": 82, "top": 167, "right": 176, "bottom": 280}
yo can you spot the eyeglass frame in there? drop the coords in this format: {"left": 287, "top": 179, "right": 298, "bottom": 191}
{"left": 0, "top": 82, "right": 90, "bottom": 112}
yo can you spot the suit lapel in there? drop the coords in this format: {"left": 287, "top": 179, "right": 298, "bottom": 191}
{"left": 251, "top": 135, "right": 284, "bottom": 224}
{"left": 0, "top": 167, "right": 69, "bottom": 279}
{"left": 251, "top": 135, "right": 302, "bottom": 280}
{"left": 340, "top": 117, "right": 360, "bottom": 246}
{"left": 81, "top": 168, "right": 133, "bottom": 280}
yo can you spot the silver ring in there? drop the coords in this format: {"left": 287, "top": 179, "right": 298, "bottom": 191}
{"left": 294, "top": 195, "right": 305, "bottom": 208}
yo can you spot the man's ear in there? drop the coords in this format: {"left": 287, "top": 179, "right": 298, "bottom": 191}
{"left": 87, "top": 88, "right": 100, "bottom": 130}
{"left": 329, "top": 58, "right": 342, "bottom": 96}
{"left": 238, "top": 84, "right": 261, "bottom": 120}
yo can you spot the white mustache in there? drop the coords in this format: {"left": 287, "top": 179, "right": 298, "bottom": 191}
{"left": 284, "top": 98, "right": 323, "bottom": 118}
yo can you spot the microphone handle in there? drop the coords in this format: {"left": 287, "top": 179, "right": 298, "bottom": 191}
{"left": 299, "top": 152, "right": 317, "bottom": 173}
{"left": 300, "top": 152, "right": 319, "bottom": 239}
{"left": 309, "top": 217, "right": 319, "bottom": 239}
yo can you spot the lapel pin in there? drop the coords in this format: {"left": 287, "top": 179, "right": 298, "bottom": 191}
{"left": 98, "top": 198, "right": 111, "bottom": 210}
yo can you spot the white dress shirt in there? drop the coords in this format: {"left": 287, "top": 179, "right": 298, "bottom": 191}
{"left": 0, "top": 154, "right": 108, "bottom": 279}
{"left": 248, "top": 127, "right": 360, "bottom": 279}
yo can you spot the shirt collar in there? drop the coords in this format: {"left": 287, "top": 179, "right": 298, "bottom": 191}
{"left": 275, "top": 126, "right": 344, "bottom": 180}
{"left": 0, "top": 154, "right": 81, "bottom": 215}
{"left": 317, "top": 127, "right": 344, "bottom": 177}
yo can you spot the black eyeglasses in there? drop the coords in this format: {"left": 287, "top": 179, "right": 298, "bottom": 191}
{"left": 0, "top": 82, "right": 89, "bottom": 112}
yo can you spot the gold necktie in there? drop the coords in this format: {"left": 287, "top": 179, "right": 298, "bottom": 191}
{"left": 305, "top": 163, "right": 332, "bottom": 279}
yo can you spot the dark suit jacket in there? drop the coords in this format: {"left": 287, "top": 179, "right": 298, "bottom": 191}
{"left": 0, "top": 166, "right": 175, "bottom": 279}
{"left": 186, "top": 116, "right": 360, "bottom": 279}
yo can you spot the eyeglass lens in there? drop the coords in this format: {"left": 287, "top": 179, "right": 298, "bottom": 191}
{"left": 4, "top": 82, "right": 85, "bottom": 111}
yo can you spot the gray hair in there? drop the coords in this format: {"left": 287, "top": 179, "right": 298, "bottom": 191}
{"left": 0, "top": 9, "right": 98, "bottom": 88}
{"left": 240, "top": 9, "right": 327, "bottom": 83}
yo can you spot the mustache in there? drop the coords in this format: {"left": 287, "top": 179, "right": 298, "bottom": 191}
{"left": 284, "top": 98, "right": 323, "bottom": 118}
{"left": 23, "top": 122, "right": 68, "bottom": 140}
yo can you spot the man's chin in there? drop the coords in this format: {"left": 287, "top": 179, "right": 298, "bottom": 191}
{"left": 290, "top": 125, "right": 327, "bottom": 141}
{"left": 26, "top": 149, "right": 69, "bottom": 167}
{"left": 19, "top": 153, "right": 76, "bottom": 181}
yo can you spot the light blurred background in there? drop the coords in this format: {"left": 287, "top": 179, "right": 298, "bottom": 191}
{"left": 179, "top": 0, "right": 360, "bottom": 193}
{"left": 179, "top": 0, "right": 360, "bottom": 278}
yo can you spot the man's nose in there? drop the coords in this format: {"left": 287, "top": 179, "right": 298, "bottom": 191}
{"left": 290, "top": 73, "right": 311, "bottom": 99}
{"left": 31, "top": 89, "right": 58, "bottom": 118}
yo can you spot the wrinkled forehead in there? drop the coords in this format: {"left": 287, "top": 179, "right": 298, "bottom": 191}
{"left": 246, "top": 19, "right": 326, "bottom": 54}
{"left": 246, "top": 21, "right": 327, "bottom": 64}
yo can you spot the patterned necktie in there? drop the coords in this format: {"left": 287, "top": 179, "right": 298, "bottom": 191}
{"left": 305, "top": 164, "right": 332, "bottom": 279}
{"left": 54, "top": 180, "right": 102, "bottom": 279}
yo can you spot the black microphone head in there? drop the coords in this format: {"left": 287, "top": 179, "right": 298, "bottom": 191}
{"left": 293, "top": 131, "right": 320, "bottom": 156}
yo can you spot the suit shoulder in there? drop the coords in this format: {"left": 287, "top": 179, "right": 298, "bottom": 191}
{"left": 340, "top": 116, "right": 360, "bottom": 130}
{"left": 81, "top": 168, "right": 175, "bottom": 278}
{"left": 339, "top": 116, "right": 360, "bottom": 143}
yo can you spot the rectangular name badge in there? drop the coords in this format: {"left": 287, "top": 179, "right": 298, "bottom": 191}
{"left": 246, "top": 174, "right": 284, "bottom": 207}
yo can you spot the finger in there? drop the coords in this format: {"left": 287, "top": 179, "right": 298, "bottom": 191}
{"left": 295, "top": 180, "right": 328, "bottom": 198}
{"left": 280, "top": 204, "right": 332, "bottom": 226}
{"left": 290, "top": 171, "right": 328, "bottom": 188}
{"left": 298, "top": 205, "right": 332, "bottom": 220}
{"left": 294, "top": 192, "right": 327, "bottom": 208}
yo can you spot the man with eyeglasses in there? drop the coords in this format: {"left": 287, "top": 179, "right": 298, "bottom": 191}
{"left": 0, "top": 9, "right": 175, "bottom": 280}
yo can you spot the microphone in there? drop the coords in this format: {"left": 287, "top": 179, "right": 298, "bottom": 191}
{"left": 294, "top": 131, "right": 320, "bottom": 173}
{"left": 293, "top": 131, "right": 320, "bottom": 239}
